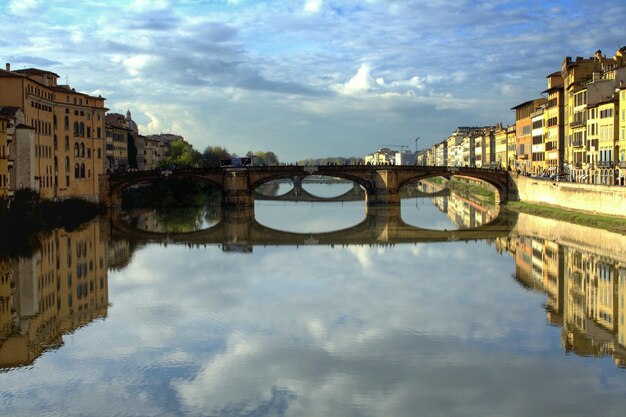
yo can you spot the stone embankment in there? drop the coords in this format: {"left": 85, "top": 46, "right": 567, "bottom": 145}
{"left": 512, "top": 174, "right": 626, "bottom": 218}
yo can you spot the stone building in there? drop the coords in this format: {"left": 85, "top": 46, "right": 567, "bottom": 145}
{"left": 0, "top": 64, "right": 107, "bottom": 202}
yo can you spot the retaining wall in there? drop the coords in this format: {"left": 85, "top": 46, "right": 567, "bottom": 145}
{"left": 513, "top": 174, "right": 626, "bottom": 217}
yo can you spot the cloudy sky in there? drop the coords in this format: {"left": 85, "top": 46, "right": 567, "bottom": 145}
{"left": 1, "top": 0, "right": 625, "bottom": 161}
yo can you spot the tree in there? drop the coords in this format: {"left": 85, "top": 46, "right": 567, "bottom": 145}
{"left": 160, "top": 139, "right": 201, "bottom": 168}
{"left": 202, "top": 146, "right": 231, "bottom": 167}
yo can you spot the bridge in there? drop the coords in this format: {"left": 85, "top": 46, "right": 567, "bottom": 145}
{"left": 109, "top": 204, "right": 518, "bottom": 248}
{"left": 99, "top": 165, "right": 515, "bottom": 208}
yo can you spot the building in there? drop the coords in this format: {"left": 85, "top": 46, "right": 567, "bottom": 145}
{"left": 530, "top": 107, "right": 545, "bottom": 173}
{"left": 105, "top": 111, "right": 142, "bottom": 172}
{"left": 511, "top": 98, "right": 546, "bottom": 174}
{"left": 0, "top": 64, "right": 107, "bottom": 201}
{"left": 143, "top": 135, "right": 169, "bottom": 170}
{"left": 394, "top": 151, "right": 416, "bottom": 165}
{"left": 364, "top": 148, "right": 395, "bottom": 165}
{"left": 543, "top": 72, "right": 565, "bottom": 174}
{"left": 619, "top": 85, "right": 626, "bottom": 185}
{"left": 494, "top": 125, "right": 508, "bottom": 169}
{"left": 0, "top": 111, "right": 13, "bottom": 199}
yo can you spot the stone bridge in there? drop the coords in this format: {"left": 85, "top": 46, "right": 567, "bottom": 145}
{"left": 100, "top": 165, "right": 515, "bottom": 207}
{"left": 109, "top": 205, "right": 518, "bottom": 248}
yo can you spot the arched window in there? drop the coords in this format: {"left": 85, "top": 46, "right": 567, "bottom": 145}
{"left": 53, "top": 114, "right": 57, "bottom": 128}
{"left": 80, "top": 163, "right": 85, "bottom": 178}
{"left": 74, "top": 163, "right": 80, "bottom": 178}
{"left": 79, "top": 122, "right": 84, "bottom": 137}
{"left": 74, "top": 143, "right": 79, "bottom": 157}
{"left": 54, "top": 156, "right": 58, "bottom": 170}
{"left": 53, "top": 135, "right": 58, "bottom": 150}
{"left": 64, "top": 116, "right": 69, "bottom": 130}
{"left": 80, "top": 143, "right": 85, "bottom": 157}
{"left": 87, "top": 127, "right": 91, "bottom": 138}
{"left": 65, "top": 156, "right": 70, "bottom": 170}
{"left": 73, "top": 121, "right": 79, "bottom": 137}
{"left": 65, "top": 135, "right": 69, "bottom": 151}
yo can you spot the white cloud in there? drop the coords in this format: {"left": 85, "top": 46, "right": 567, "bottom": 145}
{"left": 122, "top": 54, "right": 154, "bottom": 77}
{"left": 130, "top": 0, "right": 169, "bottom": 11}
{"left": 304, "top": 0, "right": 323, "bottom": 14}
{"left": 9, "top": 0, "right": 40, "bottom": 14}
{"left": 335, "top": 63, "right": 377, "bottom": 95}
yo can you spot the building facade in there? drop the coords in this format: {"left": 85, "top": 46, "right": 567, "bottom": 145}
{"left": 0, "top": 64, "right": 107, "bottom": 201}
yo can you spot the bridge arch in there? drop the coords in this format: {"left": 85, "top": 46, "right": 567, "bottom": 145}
{"left": 105, "top": 170, "right": 224, "bottom": 207}
{"left": 395, "top": 171, "right": 508, "bottom": 203}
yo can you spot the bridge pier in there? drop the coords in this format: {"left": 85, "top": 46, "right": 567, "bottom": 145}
{"left": 365, "top": 170, "right": 401, "bottom": 206}
{"left": 222, "top": 169, "right": 254, "bottom": 207}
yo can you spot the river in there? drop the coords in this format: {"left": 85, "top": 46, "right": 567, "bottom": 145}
{"left": 1, "top": 182, "right": 626, "bottom": 416}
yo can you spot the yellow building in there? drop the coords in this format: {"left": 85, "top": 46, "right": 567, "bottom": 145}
{"left": 494, "top": 125, "right": 508, "bottom": 169}
{"left": 561, "top": 51, "right": 615, "bottom": 176}
{"left": 587, "top": 98, "right": 619, "bottom": 184}
{"left": 543, "top": 72, "right": 565, "bottom": 174}
{"left": 0, "top": 113, "right": 13, "bottom": 198}
{"left": 618, "top": 86, "right": 626, "bottom": 185}
{"left": 364, "top": 148, "right": 395, "bottom": 165}
{"left": 512, "top": 98, "right": 546, "bottom": 174}
{"left": 0, "top": 64, "right": 107, "bottom": 201}
{"left": 105, "top": 113, "right": 130, "bottom": 172}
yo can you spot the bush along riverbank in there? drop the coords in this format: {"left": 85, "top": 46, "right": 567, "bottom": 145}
{"left": 0, "top": 189, "right": 104, "bottom": 258}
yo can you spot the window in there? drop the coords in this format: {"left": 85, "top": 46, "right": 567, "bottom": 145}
{"left": 80, "top": 143, "right": 85, "bottom": 157}
{"left": 80, "top": 163, "right": 85, "bottom": 178}
{"left": 74, "top": 143, "right": 79, "bottom": 157}
{"left": 65, "top": 136, "right": 69, "bottom": 151}
{"left": 79, "top": 122, "right": 84, "bottom": 137}
{"left": 74, "top": 163, "right": 80, "bottom": 178}
{"left": 73, "top": 121, "right": 79, "bottom": 137}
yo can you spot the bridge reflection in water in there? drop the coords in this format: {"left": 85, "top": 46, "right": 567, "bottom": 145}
{"left": 110, "top": 203, "right": 518, "bottom": 249}
{"left": 5, "top": 192, "right": 626, "bottom": 373}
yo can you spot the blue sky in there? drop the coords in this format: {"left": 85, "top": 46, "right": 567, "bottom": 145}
{"left": 1, "top": 0, "right": 625, "bottom": 161}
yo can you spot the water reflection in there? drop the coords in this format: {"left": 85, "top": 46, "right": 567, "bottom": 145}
{"left": 123, "top": 204, "right": 221, "bottom": 233}
{"left": 3, "top": 195, "right": 626, "bottom": 416}
{"left": 497, "top": 215, "right": 626, "bottom": 366}
{"left": 0, "top": 220, "right": 109, "bottom": 368}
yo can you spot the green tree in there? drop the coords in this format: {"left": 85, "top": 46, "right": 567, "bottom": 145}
{"left": 202, "top": 146, "right": 231, "bottom": 167}
{"left": 161, "top": 139, "right": 201, "bottom": 168}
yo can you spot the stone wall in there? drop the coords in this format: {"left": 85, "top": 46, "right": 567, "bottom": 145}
{"left": 513, "top": 174, "right": 626, "bottom": 217}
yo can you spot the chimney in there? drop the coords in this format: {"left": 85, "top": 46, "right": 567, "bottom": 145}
{"left": 5, "top": 63, "right": 10, "bottom": 71}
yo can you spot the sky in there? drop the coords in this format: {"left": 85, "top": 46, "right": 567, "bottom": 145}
{"left": 1, "top": 0, "right": 625, "bottom": 161}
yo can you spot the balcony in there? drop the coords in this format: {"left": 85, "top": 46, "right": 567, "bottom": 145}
{"left": 570, "top": 119, "right": 586, "bottom": 128}
{"left": 572, "top": 138, "right": 584, "bottom": 147}
{"left": 597, "top": 160, "right": 614, "bottom": 168}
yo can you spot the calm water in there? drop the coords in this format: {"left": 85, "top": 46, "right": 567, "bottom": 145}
{"left": 2, "top": 184, "right": 626, "bottom": 416}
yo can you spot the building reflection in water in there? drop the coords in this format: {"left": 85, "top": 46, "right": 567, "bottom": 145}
{"left": 495, "top": 224, "right": 626, "bottom": 367}
{"left": 428, "top": 185, "right": 626, "bottom": 368}
{"left": 0, "top": 221, "right": 109, "bottom": 368}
